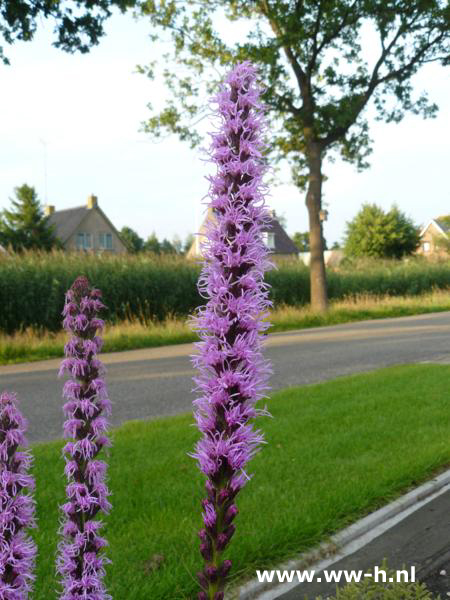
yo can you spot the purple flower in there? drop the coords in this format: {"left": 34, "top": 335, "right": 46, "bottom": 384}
{"left": 191, "top": 62, "right": 272, "bottom": 598}
{"left": 0, "top": 391, "right": 37, "bottom": 599}
{"left": 57, "top": 276, "right": 112, "bottom": 600}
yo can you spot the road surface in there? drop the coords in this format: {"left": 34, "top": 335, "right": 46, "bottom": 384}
{"left": 0, "top": 311, "right": 448, "bottom": 443}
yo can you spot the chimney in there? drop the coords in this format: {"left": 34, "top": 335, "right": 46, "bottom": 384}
{"left": 44, "top": 205, "right": 55, "bottom": 216}
{"left": 87, "top": 194, "right": 98, "bottom": 209}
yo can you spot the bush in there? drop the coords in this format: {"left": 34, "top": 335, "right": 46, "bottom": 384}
{"left": 0, "top": 252, "right": 449, "bottom": 334}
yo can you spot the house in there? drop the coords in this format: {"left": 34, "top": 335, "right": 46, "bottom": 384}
{"left": 46, "top": 195, "right": 127, "bottom": 254}
{"left": 417, "top": 217, "right": 450, "bottom": 258}
{"left": 186, "top": 208, "right": 299, "bottom": 259}
{"left": 298, "top": 249, "right": 344, "bottom": 267}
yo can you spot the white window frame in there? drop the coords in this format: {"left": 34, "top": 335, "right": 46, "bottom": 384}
{"left": 76, "top": 232, "right": 91, "bottom": 250}
{"left": 423, "top": 241, "right": 431, "bottom": 253}
{"left": 262, "top": 231, "right": 275, "bottom": 250}
{"left": 99, "top": 232, "right": 113, "bottom": 250}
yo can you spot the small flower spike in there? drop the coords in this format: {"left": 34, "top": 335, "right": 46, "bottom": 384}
{"left": 58, "top": 276, "right": 112, "bottom": 600}
{"left": 0, "top": 391, "right": 36, "bottom": 600}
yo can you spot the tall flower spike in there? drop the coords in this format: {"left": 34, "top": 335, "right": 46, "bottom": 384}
{"left": 0, "top": 391, "right": 36, "bottom": 599}
{"left": 191, "top": 62, "right": 273, "bottom": 600}
{"left": 57, "top": 276, "right": 112, "bottom": 600}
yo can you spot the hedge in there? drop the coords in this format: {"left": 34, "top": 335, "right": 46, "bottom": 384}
{"left": 0, "top": 252, "right": 449, "bottom": 334}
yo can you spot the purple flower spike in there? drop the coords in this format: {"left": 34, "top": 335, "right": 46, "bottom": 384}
{"left": 0, "top": 391, "right": 37, "bottom": 599}
{"left": 191, "top": 62, "right": 273, "bottom": 598}
{"left": 57, "top": 276, "right": 112, "bottom": 600}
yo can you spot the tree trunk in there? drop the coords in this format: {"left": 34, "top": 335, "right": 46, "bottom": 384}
{"left": 306, "top": 145, "right": 328, "bottom": 312}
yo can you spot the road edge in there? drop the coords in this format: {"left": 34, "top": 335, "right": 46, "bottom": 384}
{"left": 230, "top": 468, "right": 450, "bottom": 600}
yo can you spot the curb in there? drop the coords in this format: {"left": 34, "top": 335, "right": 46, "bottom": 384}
{"left": 230, "top": 468, "right": 450, "bottom": 600}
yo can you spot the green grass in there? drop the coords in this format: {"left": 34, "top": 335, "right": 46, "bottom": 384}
{"left": 31, "top": 364, "right": 450, "bottom": 599}
{"left": 1, "top": 289, "right": 450, "bottom": 365}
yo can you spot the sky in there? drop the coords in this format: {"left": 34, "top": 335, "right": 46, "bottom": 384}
{"left": 0, "top": 9, "right": 449, "bottom": 247}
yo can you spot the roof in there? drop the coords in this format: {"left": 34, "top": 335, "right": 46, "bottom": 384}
{"left": 264, "top": 215, "right": 299, "bottom": 254}
{"left": 47, "top": 206, "right": 89, "bottom": 243}
{"left": 435, "top": 217, "right": 450, "bottom": 234}
{"left": 419, "top": 218, "right": 450, "bottom": 238}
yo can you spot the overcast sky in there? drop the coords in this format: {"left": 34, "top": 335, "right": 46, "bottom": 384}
{"left": 0, "top": 10, "right": 448, "bottom": 247}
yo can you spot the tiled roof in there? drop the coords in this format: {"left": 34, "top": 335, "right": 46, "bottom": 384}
{"left": 435, "top": 217, "right": 450, "bottom": 234}
{"left": 47, "top": 206, "right": 88, "bottom": 243}
{"left": 264, "top": 215, "right": 299, "bottom": 254}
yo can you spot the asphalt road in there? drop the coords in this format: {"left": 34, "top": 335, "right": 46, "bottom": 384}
{"left": 0, "top": 311, "right": 449, "bottom": 443}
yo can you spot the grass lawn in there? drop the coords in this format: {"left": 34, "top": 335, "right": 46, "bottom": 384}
{"left": 1, "top": 289, "right": 449, "bottom": 364}
{"left": 30, "top": 364, "right": 450, "bottom": 599}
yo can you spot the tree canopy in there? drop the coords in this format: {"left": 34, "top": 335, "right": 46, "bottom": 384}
{"left": 343, "top": 203, "right": 420, "bottom": 258}
{"left": 137, "top": 0, "right": 449, "bottom": 310}
{"left": 0, "top": 0, "right": 136, "bottom": 64}
{"left": 0, "top": 184, "right": 60, "bottom": 251}
{"left": 120, "top": 226, "right": 144, "bottom": 253}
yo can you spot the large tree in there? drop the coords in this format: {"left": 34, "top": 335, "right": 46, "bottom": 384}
{"left": 343, "top": 203, "right": 420, "bottom": 258}
{"left": 0, "top": 184, "right": 60, "bottom": 251}
{"left": 137, "top": 0, "right": 449, "bottom": 311}
{"left": 0, "top": 0, "right": 136, "bottom": 64}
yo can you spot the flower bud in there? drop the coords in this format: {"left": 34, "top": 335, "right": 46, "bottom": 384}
{"left": 220, "top": 559, "right": 232, "bottom": 578}
{"left": 225, "top": 504, "right": 238, "bottom": 524}
{"left": 206, "top": 565, "right": 219, "bottom": 582}
{"left": 200, "top": 541, "right": 212, "bottom": 562}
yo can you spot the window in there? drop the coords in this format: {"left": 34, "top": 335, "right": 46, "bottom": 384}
{"left": 99, "top": 232, "right": 113, "bottom": 250}
{"left": 262, "top": 231, "right": 275, "bottom": 250}
{"left": 76, "top": 232, "right": 91, "bottom": 250}
{"left": 423, "top": 241, "right": 431, "bottom": 253}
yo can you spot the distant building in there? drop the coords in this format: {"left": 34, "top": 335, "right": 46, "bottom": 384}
{"left": 186, "top": 208, "right": 299, "bottom": 259}
{"left": 298, "top": 249, "right": 344, "bottom": 267}
{"left": 46, "top": 195, "right": 127, "bottom": 254}
{"left": 417, "top": 217, "right": 449, "bottom": 258}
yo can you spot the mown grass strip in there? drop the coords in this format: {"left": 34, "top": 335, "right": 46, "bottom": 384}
{"left": 2, "top": 290, "right": 449, "bottom": 365}
{"left": 31, "top": 364, "right": 450, "bottom": 599}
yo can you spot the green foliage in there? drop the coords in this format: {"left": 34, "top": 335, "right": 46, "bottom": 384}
{"left": 143, "top": 231, "right": 161, "bottom": 254}
{"left": 344, "top": 204, "right": 420, "bottom": 259}
{"left": 119, "top": 226, "right": 144, "bottom": 253}
{"left": 138, "top": 0, "right": 449, "bottom": 187}
{"left": 0, "top": 252, "right": 449, "bottom": 334}
{"left": 292, "top": 231, "right": 310, "bottom": 252}
{"left": 317, "top": 562, "right": 435, "bottom": 599}
{"left": 0, "top": 0, "right": 136, "bottom": 64}
{"left": 0, "top": 184, "right": 60, "bottom": 252}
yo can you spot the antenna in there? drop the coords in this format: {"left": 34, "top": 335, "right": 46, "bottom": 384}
{"left": 39, "top": 138, "right": 48, "bottom": 204}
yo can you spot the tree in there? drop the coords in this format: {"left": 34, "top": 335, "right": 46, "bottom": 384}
{"left": 160, "top": 238, "right": 176, "bottom": 254}
{"left": 183, "top": 233, "right": 195, "bottom": 254}
{"left": 137, "top": 0, "right": 449, "bottom": 311}
{"left": 292, "top": 230, "right": 328, "bottom": 252}
{"left": 343, "top": 203, "right": 420, "bottom": 258}
{"left": 144, "top": 231, "right": 161, "bottom": 254}
{"left": 292, "top": 231, "right": 310, "bottom": 252}
{"left": 120, "top": 226, "right": 144, "bottom": 253}
{"left": 171, "top": 234, "right": 183, "bottom": 254}
{"left": 0, "top": 184, "right": 60, "bottom": 251}
{"left": 0, "top": 0, "right": 136, "bottom": 64}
